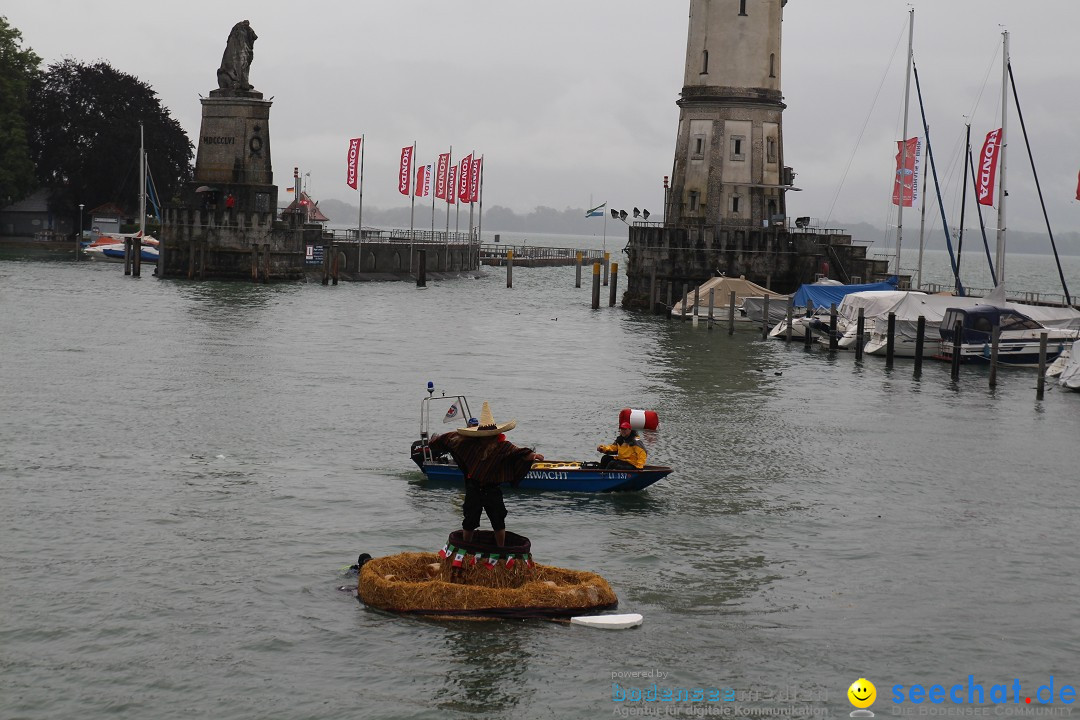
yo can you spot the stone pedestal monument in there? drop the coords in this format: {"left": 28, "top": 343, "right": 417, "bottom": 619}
{"left": 159, "top": 20, "right": 313, "bottom": 281}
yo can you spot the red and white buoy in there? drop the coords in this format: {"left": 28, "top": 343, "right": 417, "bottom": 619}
{"left": 619, "top": 408, "right": 660, "bottom": 431}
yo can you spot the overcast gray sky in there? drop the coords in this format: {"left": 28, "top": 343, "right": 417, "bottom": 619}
{"left": 8, "top": 1, "right": 1080, "bottom": 238}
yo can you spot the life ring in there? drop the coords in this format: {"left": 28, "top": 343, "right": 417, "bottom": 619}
{"left": 619, "top": 408, "right": 659, "bottom": 431}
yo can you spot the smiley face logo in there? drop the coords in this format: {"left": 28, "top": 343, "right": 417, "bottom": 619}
{"left": 848, "top": 678, "right": 876, "bottom": 709}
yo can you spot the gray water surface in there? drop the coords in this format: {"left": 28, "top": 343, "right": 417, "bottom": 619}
{"left": 2, "top": 254, "right": 1078, "bottom": 719}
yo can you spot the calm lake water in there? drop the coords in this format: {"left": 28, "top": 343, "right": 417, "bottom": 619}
{"left": 2, "top": 240, "right": 1079, "bottom": 720}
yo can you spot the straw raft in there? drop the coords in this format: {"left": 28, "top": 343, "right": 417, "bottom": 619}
{"left": 358, "top": 552, "right": 617, "bottom": 619}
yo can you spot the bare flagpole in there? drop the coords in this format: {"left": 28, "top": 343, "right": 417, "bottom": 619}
{"left": 358, "top": 134, "right": 365, "bottom": 258}
{"left": 409, "top": 141, "right": 416, "bottom": 272}
{"left": 476, "top": 156, "right": 485, "bottom": 245}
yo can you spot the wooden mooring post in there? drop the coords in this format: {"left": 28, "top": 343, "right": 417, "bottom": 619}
{"left": 132, "top": 237, "right": 142, "bottom": 277}
{"left": 602, "top": 253, "right": 610, "bottom": 286}
{"left": 591, "top": 262, "right": 601, "bottom": 309}
{"left": 989, "top": 326, "right": 1001, "bottom": 387}
{"left": 950, "top": 320, "right": 962, "bottom": 380}
{"left": 680, "top": 283, "right": 688, "bottom": 322}
{"left": 609, "top": 262, "right": 619, "bottom": 307}
{"left": 728, "top": 291, "right": 736, "bottom": 335}
{"left": 666, "top": 282, "right": 674, "bottom": 320}
{"left": 506, "top": 250, "right": 513, "bottom": 288}
{"left": 250, "top": 244, "right": 259, "bottom": 283}
{"left": 786, "top": 299, "right": 794, "bottom": 343}
{"left": 331, "top": 245, "right": 339, "bottom": 285}
{"left": 1037, "top": 332, "right": 1048, "bottom": 399}
{"left": 855, "top": 307, "right": 865, "bottom": 360}
{"left": 886, "top": 312, "right": 896, "bottom": 368}
{"left": 575, "top": 252, "right": 583, "bottom": 288}
{"left": 124, "top": 238, "right": 132, "bottom": 276}
{"left": 828, "top": 303, "right": 838, "bottom": 351}
{"left": 761, "top": 295, "right": 771, "bottom": 340}
{"left": 914, "top": 316, "right": 926, "bottom": 376}
{"left": 707, "top": 289, "right": 715, "bottom": 330}
{"left": 417, "top": 249, "right": 427, "bottom": 287}
{"left": 692, "top": 285, "right": 700, "bottom": 323}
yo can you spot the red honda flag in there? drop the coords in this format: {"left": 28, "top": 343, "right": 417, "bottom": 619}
{"left": 435, "top": 153, "right": 451, "bottom": 199}
{"left": 457, "top": 154, "right": 472, "bottom": 202}
{"left": 447, "top": 165, "right": 457, "bottom": 205}
{"left": 468, "top": 156, "right": 483, "bottom": 204}
{"left": 398, "top": 146, "right": 413, "bottom": 196}
{"left": 346, "top": 137, "right": 362, "bottom": 189}
{"left": 891, "top": 137, "right": 920, "bottom": 207}
{"left": 415, "top": 163, "right": 433, "bottom": 197}
{"left": 977, "top": 128, "right": 1002, "bottom": 206}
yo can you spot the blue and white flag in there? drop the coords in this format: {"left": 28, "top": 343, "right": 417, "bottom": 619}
{"left": 586, "top": 202, "right": 606, "bottom": 218}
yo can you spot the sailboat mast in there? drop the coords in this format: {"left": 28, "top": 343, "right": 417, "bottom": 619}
{"left": 139, "top": 122, "right": 146, "bottom": 239}
{"left": 994, "top": 30, "right": 1009, "bottom": 284}
{"left": 895, "top": 8, "right": 914, "bottom": 277}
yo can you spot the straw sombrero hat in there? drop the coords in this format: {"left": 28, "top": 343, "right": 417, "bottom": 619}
{"left": 457, "top": 402, "right": 516, "bottom": 437}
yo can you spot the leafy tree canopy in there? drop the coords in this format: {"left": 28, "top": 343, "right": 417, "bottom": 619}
{"left": 0, "top": 16, "right": 41, "bottom": 205}
{"left": 27, "top": 58, "right": 193, "bottom": 217}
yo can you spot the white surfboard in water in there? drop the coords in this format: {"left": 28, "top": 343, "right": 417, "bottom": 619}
{"left": 569, "top": 613, "right": 643, "bottom": 629}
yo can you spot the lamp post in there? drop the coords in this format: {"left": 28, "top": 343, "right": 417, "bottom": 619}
{"left": 76, "top": 203, "right": 84, "bottom": 261}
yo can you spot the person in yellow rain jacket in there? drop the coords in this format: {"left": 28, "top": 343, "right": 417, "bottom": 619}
{"left": 597, "top": 421, "right": 647, "bottom": 470}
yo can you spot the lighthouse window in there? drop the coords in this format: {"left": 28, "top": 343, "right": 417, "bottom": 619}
{"left": 693, "top": 135, "right": 705, "bottom": 159}
{"left": 731, "top": 195, "right": 741, "bottom": 214}
{"left": 689, "top": 191, "right": 699, "bottom": 212}
{"left": 739, "top": 0, "right": 747, "bottom": 16}
{"left": 731, "top": 136, "right": 745, "bottom": 161}
{"left": 701, "top": 49, "right": 709, "bottom": 74}
{"left": 767, "top": 137, "right": 777, "bottom": 163}
{"left": 770, "top": 53, "right": 776, "bottom": 78}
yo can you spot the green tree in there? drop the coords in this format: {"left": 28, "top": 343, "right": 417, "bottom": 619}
{"left": 0, "top": 16, "right": 41, "bottom": 206}
{"left": 27, "top": 59, "right": 193, "bottom": 217}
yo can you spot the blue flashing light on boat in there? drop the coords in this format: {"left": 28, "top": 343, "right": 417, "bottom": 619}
{"left": 427, "top": 381, "right": 434, "bottom": 396}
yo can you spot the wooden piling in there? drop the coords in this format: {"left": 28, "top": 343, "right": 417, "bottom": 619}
{"left": 322, "top": 242, "right": 330, "bottom": 285}
{"left": 602, "top": 252, "right": 610, "bottom": 286}
{"left": 989, "top": 326, "right": 1000, "bottom": 387}
{"left": 609, "top": 262, "right": 619, "bottom": 306}
{"left": 855, "top": 307, "right": 865, "bottom": 360}
{"left": 950, "top": 320, "right": 962, "bottom": 380}
{"left": 680, "top": 283, "right": 688, "bottom": 322}
{"left": 886, "top": 312, "right": 896, "bottom": 368}
{"left": 828, "top": 303, "right": 838, "bottom": 350}
{"left": 506, "top": 250, "right": 513, "bottom": 288}
{"left": 707, "top": 289, "right": 715, "bottom": 330}
{"left": 417, "top": 249, "right": 427, "bottom": 287}
{"left": 591, "top": 262, "right": 601, "bottom": 309}
{"left": 1037, "top": 332, "right": 1048, "bottom": 399}
{"left": 262, "top": 243, "right": 270, "bottom": 283}
{"left": 575, "top": 252, "right": 583, "bottom": 288}
{"left": 914, "top": 316, "right": 926, "bottom": 369}
{"left": 786, "top": 299, "right": 794, "bottom": 343}
{"left": 251, "top": 244, "right": 259, "bottom": 283}
{"left": 728, "top": 291, "right": 736, "bottom": 336}
{"left": 692, "top": 285, "right": 700, "bottom": 323}
{"left": 762, "top": 295, "right": 771, "bottom": 340}
{"left": 332, "top": 245, "right": 339, "bottom": 285}
{"left": 124, "top": 238, "right": 132, "bottom": 276}
{"left": 667, "top": 282, "right": 673, "bottom": 320}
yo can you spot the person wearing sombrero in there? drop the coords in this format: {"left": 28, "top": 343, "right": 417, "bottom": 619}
{"left": 427, "top": 402, "right": 544, "bottom": 546}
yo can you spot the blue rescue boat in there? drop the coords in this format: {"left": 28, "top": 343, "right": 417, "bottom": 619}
{"left": 411, "top": 386, "right": 673, "bottom": 493}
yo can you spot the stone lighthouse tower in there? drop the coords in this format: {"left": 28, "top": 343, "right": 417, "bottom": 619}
{"left": 666, "top": 0, "right": 790, "bottom": 228}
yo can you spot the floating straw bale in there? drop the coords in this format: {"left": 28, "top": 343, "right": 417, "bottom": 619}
{"left": 357, "top": 552, "right": 617, "bottom": 618}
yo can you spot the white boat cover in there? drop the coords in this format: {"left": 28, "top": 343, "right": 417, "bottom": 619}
{"left": 872, "top": 286, "right": 1080, "bottom": 339}
{"left": 1058, "top": 341, "right": 1080, "bottom": 391}
{"left": 671, "top": 276, "right": 781, "bottom": 315}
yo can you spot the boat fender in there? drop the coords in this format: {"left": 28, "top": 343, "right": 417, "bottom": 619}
{"left": 619, "top": 408, "right": 659, "bottom": 431}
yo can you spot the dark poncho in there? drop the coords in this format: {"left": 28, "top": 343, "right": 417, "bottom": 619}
{"left": 428, "top": 432, "right": 535, "bottom": 488}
